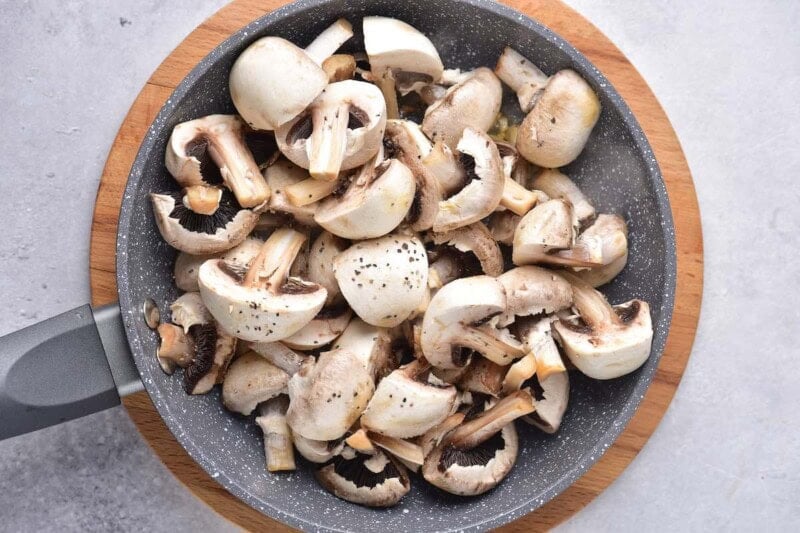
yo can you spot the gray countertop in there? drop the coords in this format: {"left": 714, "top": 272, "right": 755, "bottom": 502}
{"left": 1, "top": 1, "right": 798, "bottom": 531}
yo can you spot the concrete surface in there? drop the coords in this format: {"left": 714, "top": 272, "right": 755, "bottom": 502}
{"left": 0, "top": 0, "right": 798, "bottom": 531}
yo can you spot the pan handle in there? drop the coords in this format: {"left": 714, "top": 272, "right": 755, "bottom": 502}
{"left": 0, "top": 303, "right": 143, "bottom": 440}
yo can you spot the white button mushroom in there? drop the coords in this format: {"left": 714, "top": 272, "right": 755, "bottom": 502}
{"left": 229, "top": 19, "right": 354, "bottom": 131}
{"left": 331, "top": 318, "right": 397, "bottom": 381}
{"left": 572, "top": 214, "right": 629, "bottom": 287}
{"left": 221, "top": 350, "right": 289, "bottom": 415}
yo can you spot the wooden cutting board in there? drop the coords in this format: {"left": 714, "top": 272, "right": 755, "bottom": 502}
{"left": 89, "top": 0, "right": 703, "bottom": 530}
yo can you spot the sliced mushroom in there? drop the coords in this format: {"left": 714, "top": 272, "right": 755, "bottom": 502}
{"left": 284, "top": 176, "right": 340, "bottom": 207}
{"left": 314, "top": 158, "right": 416, "bottom": 239}
{"left": 255, "top": 395, "right": 296, "bottom": 472}
{"left": 276, "top": 80, "right": 387, "bottom": 181}
{"left": 494, "top": 141, "right": 544, "bottom": 216}
{"left": 221, "top": 351, "right": 289, "bottom": 415}
{"left": 363, "top": 16, "right": 444, "bottom": 95}
{"left": 248, "top": 341, "right": 310, "bottom": 376}
{"left": 496, "top": 48, "right": 601, "bottom": 168}
{"left": 531, "top": 169, "right": 596, "bottom": 228}
{"left": 182, "top": 323, "right": 237, "bottom": 395}
{"left": 164, "top": 114, "right": 270, "bottom": 208}
{"left": 433, "top": 128, "right": 504, "bottom": 232}
{"left": 332, "top": 318, "right": 397, "bottom": 381}
{"left": 418, "top": 412, "right": 465, "bottom": 457}
{"left": 422, "top": 68, "right": 502, "bottom": 149}
{"left": 230, "top": 19, "right": 353, "bottom": 131}
{"left": 286, "top": 349, "right": 375, "bottom": 440}
{"left": 553, "top": 272, "right": 653, "bottom": 379}
{"left": 444, "top": 390, "right": 534, "bottom": 449}
{"left": 315, "top": 450, "right": 410, "bottom": 507}
{"left": 573, "top": 214, "right": 629, "bottom": 287}
{"left": 308, "top": 231, "right": 348, "bottom": 305}
{"left": 366, "top": 432, "right": 425, "bottom": 469}
{"left": 198, "top": 228, "right": 327, "bottom": 342}
{"left": 174, "top": 237, "right": 263, "bottom": 292}
{"left": 457, "top": 357, "right": 507, "bottom": 397}
{"left": 281, "top": 305, "right": 352, "bottom": 350}
{"left": 360, "top": 361, "right": 458, "bottom": 439}
{"left": 497, "top": 266, "right": 573, "bottom": 326}
{"left": 264, "top": 158, "right": 316, "bottom": 225}
{"left": 421, "top": 275, "right": 525, "bottom": 369}
{"left": 422, "top": 141, "right": 466, "bottom": 195}
{"left": 517, "top": 316, "right": 566, "bottom": 381}
{"left": 334, "top": 233, "right": 428, "bottom": 327}
{"left": 501, "top": 352, "right": 537, "bottom": 394}
{"left": 431, "top": 221, "right": 504, "bottom": 277}
{"left": 150, "top": 191, "right": 260, "bottom": 255}
{"left": 512, "top": 199, "right": 602, "bottom": 267}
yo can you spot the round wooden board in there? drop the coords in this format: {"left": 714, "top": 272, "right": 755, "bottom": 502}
{"left": 90, "top": 0, "right": 703, "bottom": 530}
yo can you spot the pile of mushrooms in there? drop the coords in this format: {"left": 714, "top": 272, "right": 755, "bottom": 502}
{"left": 149, "top": 17, "right": 652, "bottom": 507}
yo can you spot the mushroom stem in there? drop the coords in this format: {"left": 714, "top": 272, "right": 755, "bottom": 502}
{"left": 375, "top": 70, "right": 400, "bottom": 120}
{"left": 256, "top": 396, "right": 296, "bottom": 472}
{"left": 459, "top": 325, "right": 525, "bottom": 366}
{"left": 428, "top": 254, "right": 460, "bottom": 289}
{"left": 249, "top": 341, "right": 309, "bottom": 375}
{"left": 303, "top": 18, "right": 354, "bottom": 66}
{"left": 446, "top": 390, "right": 534, "bottom": 449}
{"left": 559, "top": 270, "right": 620, "bottom": 328}
{"left": 500, "top": 176, "right": 542, "bottom": 216}
{"left": 285, "top": 177, "right": 339, "bottom": 206}
{"left": 206, "top": 120, "right": 271, "bottom": 208}
{"left": 502, "top": 352, "right": 537, "bottom": 393}
{"left": 322, "top": 54, "right": 357, "bottom": 82}
{"left": 308, "top": 101, "right": 351, "bottom": 181}
{"left": 494, "top": 47, "right": 549, "bottom": 113}
{"left": 156, "top": 323, "right": 193, "bottom": 369}
{"left": 243, "top": 228, "right": 307, "bottom": 288}
{"left": 367, "top": 432, "right": 425, "bottom": 466}
{"left": 346, "top": 429, "right": 377, "bottom": 454}
{"left": 420, "top": 412, "right": 466, "bottom": 457}
{"left": 182, "top": 185, "right": 222, "bottom": 215}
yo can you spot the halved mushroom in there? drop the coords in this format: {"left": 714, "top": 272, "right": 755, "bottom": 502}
{"left": 276, "top": 80, "right": 387, "bottom": 181}
{"left": 497, "top": 266, "right": 573, "bottom": 326}
{"left": 315, "top": 449, "right": 410, "bottom": 507}
{"left": 221, "top": 350, "right": 289, "bottom": 415}
{"left": 422, "top": 141, "right": 466, "bottom": 195}
{"left": 314, "top": 158, "right": 416, "bottom": 238}
{"left": 281, "top": 305, "right": 352, "bottom": 350}
{"left": 512, "top": 199, "right": 602, "bottom": 267}
{"left": 422, "top": 68, "right": 502, "bottom": 149}
{"left": 334, "top": 233, "right": 428, "bottom": 327}
{"left": 421, "top": 275, "right": 525, "bottom": 369}
{"left": 433, "top": 128, "right": 504, "bottom": 232}
{"left": 198, "top": 228, "right": 327, "bottom": 342}
{"left": 181, "top": 323, "right": 237, "bottom": 395}
{"left": 360, "top": 361, "right": 458, "bottom": 439}
{"left": 150, "top": 191, "right": 260, "bottom": 255}
{"left": 255, "top": 395, "right": 296, "bottom": 472}
{"left": 248, "top": 341, "right": 310, "bottom": 376}
{"left": 431, "top": 221, "right": 504, "bottom": 277}
{"left": 286, "top": 349, "right": 375, "bottom": 440}
{"left": 174, "top": 237, "right": 263, "bottom": 292}
{"left": 229, "top": 19, "right": 353, "bottom": 131}
{"left": 264, "top": 158, "right": 316, "bottom": 225}
{"left": 572, "top": 214, "right": 629, "bottom": 287}
{"left": 332, "top": 318, "right": 397, "bottom": 381}
{"left": 307, "top": 231, "right": 348, "bottom": 305}
{"left": 496, "top": 48, "right": 601, "bottom": 168}
{"left": 164, "top": 115, "right": 270, "bottom": 208}
{"left": 531, "top": 169, "right": 596, "bottom": 228}
{"left": 553, "top": 272, "right": 653, "bottom": 379}
{"left": 421, "top": 391, "right": 533, "bottom": 496}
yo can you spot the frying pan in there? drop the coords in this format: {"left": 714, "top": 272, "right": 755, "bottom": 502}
{"left": 0, "top": 0, "right": 676, "bottom": 530}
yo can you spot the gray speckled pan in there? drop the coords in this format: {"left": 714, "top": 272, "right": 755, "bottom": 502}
{"left": 115, "top": 0, "right": 676, "bottom": 530}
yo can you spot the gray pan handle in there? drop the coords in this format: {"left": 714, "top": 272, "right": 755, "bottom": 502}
{"left": 0, "top": 303, "right": 143, "bottom": 440}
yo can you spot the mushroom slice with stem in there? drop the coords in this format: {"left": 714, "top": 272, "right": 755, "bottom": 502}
{"left": 198, "top": 228, "right": 327, "bottom": 342}
{"left": 422, "top": 141, "right": 466, "bottom": 195}
{"left": 553, "top": 271, "right": 653, "bottom": 379}
{"left": 221, "top": 351, "right": 289, "bottom": 415}
{"left": 315, "top": 449, "right": 410, "bottom": 507}
{"left": 264, "top": 158, "right": 317, "bottom": 225}
{"left": 512, "top": 199, "right": 603, "bottom": 267}
{"left": 276, "top": 80, "right": 387, "bottom": 181}
{"left": 307, "top": 231, "right": 348, "bottom": 305}
{"left": 281, "top": 305, "right": 352, "bottom": 350}
{"left": 496, "top": 48, "right": 601, "bottom": 168}
{"left": 572, "top": 214, "right": 629, "bottom": 287}
{"left": 165, "top": 115, "right": 270, "bottom": 208}
{"left": 421, "top": 275, "right": 525, "bottom": 370}
{"left": 382, "top": 120, "right": 442, "bottom": 232}
{"left": 255, "top": 395, "right": 296, "bottom": 472}
{"left": 497, "top": 266, "right": 573, "bottom": 326}
{"left": 418, "top": 412, "right": 465, "bottom": 457}
{"left": 229, "top": 18, "right": 353, "bottom": 131}
{"left": 314, "top": 158, "right": 416, "bottom": 239}
{"left": 360, "top": 360, "right": 459, "bottom": 439}
{"left": 421, "top": 391, "right": 533, "bottom": 496}
{"left": 169, "top": 292, "right": 212, "bottom": 334}
{"left": 334, "top": 233, "right": 428, "bottom": 328}
{"left": 284, "top": 176, "right": 340, "bottom": 207}
{"left": 173, "top": 237, "right": 263, "bottom": 292}
{"left": 286, "top": 349, "right": 375, "bottom": 441}
{"left": 433, "top": 128, "right": 505, "bottom": 232}
{"left": 457, "top": 357, "right": 507, "bottom": 397}
{"left": 431, "top": 221, "right": 504, "bottom": 277}
{"left": 248, "top": 341, "right": 311, "bottom": 376}
{"left": 367, "top": 432, "right": 425, "bottom": 470}
{"left": 332, "top": 318, "right": 397, "bottom": 382}
{"left": 150, "top": 190, "right": 260, "bottom": 255}
{"left": 422, "top": 68, "right": 503, "bottom": 149}
{"left": 531, "top": 169, "right": 596, "bottom": 228}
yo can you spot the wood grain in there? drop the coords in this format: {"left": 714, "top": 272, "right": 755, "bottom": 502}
{"left": 89, "top": 0, "right": 703, "bottom": 530}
